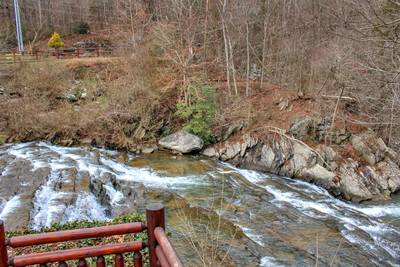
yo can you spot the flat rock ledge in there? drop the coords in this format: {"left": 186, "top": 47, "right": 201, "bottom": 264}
{"left": 202, "top": 131, "right": 400, "bottom": 203}
{"left": 158, "top": 131, "right": 204, "bottom": 154}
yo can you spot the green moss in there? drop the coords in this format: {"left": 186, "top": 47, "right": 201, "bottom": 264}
{"left": 0, "top": 133, "right": 8, "bottom": 145}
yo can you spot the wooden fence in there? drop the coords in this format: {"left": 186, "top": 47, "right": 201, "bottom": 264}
{"left": 0, "top": 203, "right": 183, "bottom": 267}
{"left": 0, "top": 46, "right": 112, "bottom": 65}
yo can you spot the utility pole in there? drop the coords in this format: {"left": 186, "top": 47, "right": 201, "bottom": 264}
{"left": 13, "top": 0, "right": 24, "bottom": 52}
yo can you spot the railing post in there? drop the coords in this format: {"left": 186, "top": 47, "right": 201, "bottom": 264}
{"left": 133, "top": 252, "right": 142, "bottom": 267}
{"left": 76, "top": 48, "right": 80, "bottom": 58}
{"left": 115, "top": 254, "right": 124, "bottom": 267}
{"left": 96, "top": 46, "right": 100, "bottom": 57}
{"left": 96, "top": 256, "right": 105, "bottom": 267}
{"left": 59, "top": 261, "right": 68, "bottom": 267}
{"left": 146, "top": 203, "right": 165, "bottom": 267}
{"left": 78, "top": 258, "right": 87, "bottom": 267}
{"left": 0, "top": 220, "right": 8, "bottom": 267}
{"left": 12, "top": 50, "right": 16, "bottom": 63}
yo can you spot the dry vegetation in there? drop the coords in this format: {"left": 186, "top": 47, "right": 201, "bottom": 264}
{"left": 0, "top": 54, "right": 168, "bottom": 149}
{"left": 1, "top": 0, "right": 400, "bottom": 152}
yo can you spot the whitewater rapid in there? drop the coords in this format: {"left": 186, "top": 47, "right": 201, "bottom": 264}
{"left": 0, "top": 142, "right": 399, "bottom": 266}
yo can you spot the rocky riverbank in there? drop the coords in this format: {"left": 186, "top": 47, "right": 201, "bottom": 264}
{"left": 1, "top": 141, "right": 399, "bottom": 266}
{"left": 159, "top": 118, "right": 400, "bottom": 203}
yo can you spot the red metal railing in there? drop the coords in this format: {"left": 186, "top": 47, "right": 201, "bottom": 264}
{"left": 0, "top": 203, "right": 183, "bottom": 267}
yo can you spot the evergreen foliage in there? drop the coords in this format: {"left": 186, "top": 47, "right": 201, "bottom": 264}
{"left": 48, "top": 32, "right": 65, "bottom": 49}
{"left": 74, "top": 22, "right": 90, "bottom": 34}
{"left": 175, "top": 85, "right": 216, "bottom": 143}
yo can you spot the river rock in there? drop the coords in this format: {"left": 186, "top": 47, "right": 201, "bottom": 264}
{"left": 142, "top": 146, "right": 157, "bottom": 154}
{"left": 338, "top": 159, "right": 376, "bottom": 202}
{"left": 204, "top": 128, "right": 400, "bottom": 202}
{"left": 220, "top": 120, "right": 245, "bottom": 141}
{"left": 0, "top": 157, "right": 52, "bottom": 230}
{"left": 288, "top": 117, "right": 316, "bottom": 140}
{"left": 316, "top": 145, "right": 338, "bottom": 170}
{"left": 202, "top": 146, "right": 219, "bottom": 157}
{"left": 300, "top": 164, "right": 336, "bottom": 188}
{"left": 375, "top": 160, "right": 400, "bottom": 193}
{"left": 289, "top": 117, "right": 350, "bottom": 144}
{"left": 90, "top": 171, "right": 116, "bottom": 205}
{"left": 351, "top": 130, "right": 395, "bottom": 166}
{"left": 159, "top": 131, "right": 204, "bottom": 153}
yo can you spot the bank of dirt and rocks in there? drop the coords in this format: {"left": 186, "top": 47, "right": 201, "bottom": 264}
{"left": 1, "top": 57, "right": 399, "bottom": 204}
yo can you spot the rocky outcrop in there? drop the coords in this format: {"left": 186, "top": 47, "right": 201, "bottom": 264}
{"left": 202, "top": 128, "right": 400, "bottom": 202}
{"left": 288, "top": 117, "right": 350, "bottom": 145}
{"left": 90, "top": 171, "right": 146, "bottom": 217}
{"left": 0, "top": 158, "right": 50, "bottom": 230}
{"left": 159, "top": 131, "right": 204, "bottom": 153}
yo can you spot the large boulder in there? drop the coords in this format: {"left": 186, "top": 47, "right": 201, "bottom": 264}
{"left": 159, "top": 131, "right": 204, "bottom": 153}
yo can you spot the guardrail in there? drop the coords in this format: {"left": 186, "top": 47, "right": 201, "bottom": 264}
{"left": 0, "top": 203, "right": 183, "bottom": 267}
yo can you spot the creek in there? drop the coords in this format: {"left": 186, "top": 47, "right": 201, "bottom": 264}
{"left": 0, "top": 142, "right": 399, "bottom": 266}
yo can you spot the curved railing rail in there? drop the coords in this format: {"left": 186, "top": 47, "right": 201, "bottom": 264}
{"left": 0, "top": 204, "right": 183, "bottom": 267}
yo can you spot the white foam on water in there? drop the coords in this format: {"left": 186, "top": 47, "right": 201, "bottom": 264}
{"left": 265, "top": 184, "right": 400, "bottom": 260}
{"left": 100, "top": 157, "right": 208, "bottom": 189}
{"left": 226, "top": 163, "right": 400, "bottom": 262}
{"left": 219, "top": 162, "right": 269, "bottom": 184}
{"left": 103, "top": 183, "right": 124, "bottom": 206}
{"left": 238, "top": 225, "right": 265, "bottom": 247}
{"left": 354, "top": 205, "right": 400, "bottom": 218}
{"left": 278, "top": 176, "right": 332, "bottom": 197}
{"left": 30, "top": 168, "right": 109, "bottom": 230}
{"left": 260, "top": 256, "right": 286, "bottom": 267}
{"left": 0, "top": 195, "right": 21, "bottom": 220}
{"left": 61, "top": 193, "right": 108, "bottom": 224}
{"left": 31, "top": 186, "right": 109, "bottom": 230}
{"left": 30, "top": 185, "right": 71, "bottom": 230}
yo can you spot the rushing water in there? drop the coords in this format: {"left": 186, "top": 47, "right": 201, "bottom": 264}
{"left": 0, "top": 142, "right": 399, "bottom": 266}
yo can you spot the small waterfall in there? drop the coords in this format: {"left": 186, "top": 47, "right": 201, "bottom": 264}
{"left": 0, "top": 195, "right": 21, "bottom": 221}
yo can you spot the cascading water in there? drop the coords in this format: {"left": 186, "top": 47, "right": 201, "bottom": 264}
{"left": 0, "top": 142, "right": 398, "bottom": 266}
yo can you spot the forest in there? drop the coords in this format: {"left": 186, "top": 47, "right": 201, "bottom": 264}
{"left": 1, "top": 0, "right": 400, "bottom": 151}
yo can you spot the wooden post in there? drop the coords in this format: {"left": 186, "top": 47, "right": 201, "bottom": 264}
{"left": 115, "top": 254, "right": 124, "bottom": 267}
{"left": 12, "top": 50, "right": 16, "bottom": 63}
{"left": 0, "top": 220, "right": 8, "bottom": 267}
{"left": 78, "top": 258, "right": 87, "bottom": 267}
{"left": 76, "top": 48, "right": 80, "bottom": 58}
{"left": 146, "top": 203, "right": 165, "bottom": 267}
{"left": 96, "top": 46, "right": 100, "bottom": 57}
{"left": 56, "top": 48, "right": 59, "bottom": 59}
{"left": 133, "top": 252, "right": 142, "bottom": 267}
{"left": 35, "top": 50, "right": 39, "bottom": 60}
{"left": 96, "top": 256, "right": 105, "bottom": 267}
